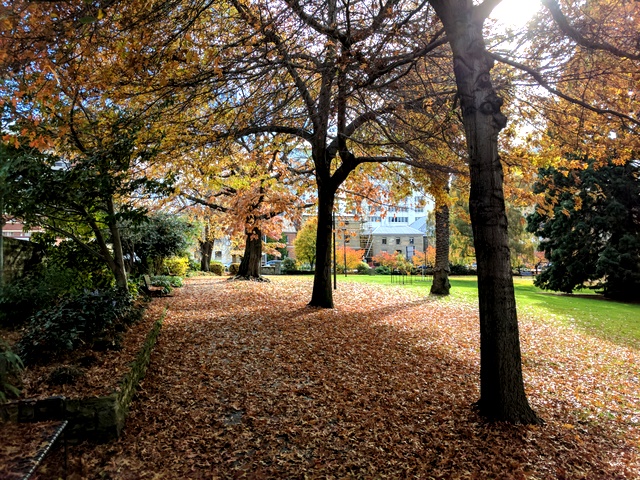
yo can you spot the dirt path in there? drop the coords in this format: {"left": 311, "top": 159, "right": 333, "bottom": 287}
{"left": 43, "top": 276, "right": 639, "bottom": 479}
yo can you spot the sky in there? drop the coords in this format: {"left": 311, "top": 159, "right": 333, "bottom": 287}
{"left": 490, "top": 0, "right": 542, "bottom": 28}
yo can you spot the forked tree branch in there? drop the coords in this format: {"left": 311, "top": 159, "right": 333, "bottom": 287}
{"left": 542, "top": 0, "right": 640, "bottom": 61}
{"left": 491, "top": 52, "right": 640, "bottom": 127}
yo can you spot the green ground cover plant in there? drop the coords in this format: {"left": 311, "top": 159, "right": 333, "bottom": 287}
{"left": 17, "top": 288, "right": 144, "bottom": 365}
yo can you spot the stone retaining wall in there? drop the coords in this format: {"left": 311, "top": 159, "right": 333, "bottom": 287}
{"left": 0, "top": 311, "right": 165, "bottom": 442}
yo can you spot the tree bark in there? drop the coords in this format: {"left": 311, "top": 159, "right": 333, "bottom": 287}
{"left": 200, "top": 239, "right": 213, "bottom": 272}
{"left": 237, "top": 227, "right": 263, "bottom": 279}
{"left": 106, "top": 198, "right": 129, "bottom": 291}
{"left": 430, "top": 198, "right": 451, "bottom": 295}
{"left": 431, "top": 0, "right": 540, "bottom": 424}
{"left": 0, "top": 193, "right": 5, "bottom": 288}
{"left": 200, "top": 223, "right": 213, "bottom": 272}
{"left": 309, "top": 183, "right": 336, "bottom": 308}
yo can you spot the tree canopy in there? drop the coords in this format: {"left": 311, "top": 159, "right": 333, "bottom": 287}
{"left": 2, "top": 0, "right": 640, "bottom": 424}
{"left": 528, "top": 159, "right": 640, "bottom": 301}
{"left": 294, "top": 217, "right": 317, "bottom": 269}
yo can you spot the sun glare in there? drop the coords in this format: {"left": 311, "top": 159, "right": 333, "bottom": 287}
{"left": 491, "top": 0, "right": 542, "bottom": 28}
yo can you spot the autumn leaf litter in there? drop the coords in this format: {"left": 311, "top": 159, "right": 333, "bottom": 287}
{"left": 56, "top": 277, "right": 639, "bottom": 479}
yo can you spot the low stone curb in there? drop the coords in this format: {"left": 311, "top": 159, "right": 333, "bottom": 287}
{"left": 0, "top": 310, "right": 166, "bottom": 442}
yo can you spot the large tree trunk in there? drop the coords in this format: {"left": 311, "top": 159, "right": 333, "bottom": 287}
{"left": 309, "top": 184, "right": 335, "bottom": 308}
{"left": 432, "top": 0, "right": 540, "bottom": 424}
{"left": 431, "top": 198, "right": 451, "bottom": 295}
{"left": 200, "top": 240, "right": 213, "bottom": 272}
{"left": 107, "top": 198, "right": 129, "bottom": 291}
{"left": 0, "top": 193, "right": 5, "bottom": 288}
{"left": 200, "top": 223, "right": 213, "bottom": 272}
{"left": 237, "top": 227, "right": 263, "bottom": 279}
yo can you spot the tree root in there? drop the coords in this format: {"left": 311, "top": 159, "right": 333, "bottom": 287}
{"left": 227, "top": 275, "right": 271, "bottom": 283}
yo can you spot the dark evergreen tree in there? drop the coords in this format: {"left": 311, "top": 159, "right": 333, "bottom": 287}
{"left": 121, "top": 213, "right": 197, "bottom": 275}
{"left": 527, "top": 160, "right": 640, "bottom": 301}
{"left": 3, "top": 119, "right": 166, "bottom": 290}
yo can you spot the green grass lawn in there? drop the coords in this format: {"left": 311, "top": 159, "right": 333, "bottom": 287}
{"left": 334, "top": 274, "right": 640, "bottom": 349}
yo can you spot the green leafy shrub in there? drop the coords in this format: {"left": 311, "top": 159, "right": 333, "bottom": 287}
{"left": 127, "top": 278, "right": 140, "bottom": 298}
{"left": 35, "top": 235, "right": 114, "bottom": 289}
{"left": 186, "top": 270, "right": 216, "bottom": 277}
{"left": 17, "top": 288, "right": 143, "bottom": 365}
{"left": 0, "top": 235, "right": 114, "bottom": 327}
{"left": 375, "top": 265, "right": 391, "bottom": 275}
{"left": 163, "top": 256, "right": 189, "bottom": 276}
{"left": 450, "top": 264, "right": 475, "bottom": 275}
{"left": 281, "top": 258, "right": 298, "bottom": 272}
{"left": 0, "top": 339, "right": 24, "bottom": 402}
{"left": 356, "top": 262, "right": 371, "bottom": 274}
{"left": 0, "top": 266, "right": 91, "bottom": 327}
{"left": 209, "top": 261, "right": 224, "bottom": 276}
{"left": 150, "top": 275, "right": 183, "bottom": 289}
{"left": 188, "top": 258, "right": 200, "bottom": 271}
{"left": 229, "top": 263, "right": 240, "bottom": 275}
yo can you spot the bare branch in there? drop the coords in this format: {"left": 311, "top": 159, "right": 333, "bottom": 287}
{"left": 230, "top": 125, "right": 314, "bottom": 142}
{"left": 182, "top": 194, "right": 229, "bottom": 213}
{"left": 491, "top": 52, "right": 640, "bottom": 127}
{"left": 473, "top": 0, "right": 504, "bottom": 24}
{"left": 542, "top": 0, "right": 640, "bottom": 61}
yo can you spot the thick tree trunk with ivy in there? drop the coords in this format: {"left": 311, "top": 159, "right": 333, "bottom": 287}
{"left": 237, "top": 227, "right": 263, "bottom": 279}
{"left": 430, "top": 199, "right": 451, "bottom": 295}
{"left": 431, "top": 0, "right": 540, "bottom": 424}
{"left": 200, "top": 240, "right": 213, "bottom": 272}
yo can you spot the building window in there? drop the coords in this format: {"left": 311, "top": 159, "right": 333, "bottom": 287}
{"left": 395, "top": 237, "right": 401, "bottom": 245}
{"left": 409, "top": 237, "right": 414, "bottom": 244}
{"left": 214, "top": 251, "right": 222, "bottom": 260}
{"left": 389, "top": 217, "right": 408, "bottom": 223}
{"left": 381, "top": 237, "right": 387, "bottom": 245}
{"left": 415, "top": 207, "right": 424, "bottom": 213}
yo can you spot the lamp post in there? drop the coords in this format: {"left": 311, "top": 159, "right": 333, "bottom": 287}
{"left": 342, "top": 227, "right": 347, "bottom": 277}
{"left": 423, "top": 235, "right": 427, "bottom": 278}
{"left": 333, "top": 212, "right": 337, "bottom": 290}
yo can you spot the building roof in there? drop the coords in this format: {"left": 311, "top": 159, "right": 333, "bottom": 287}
{"left": 409, "top": 216, "right": 427, "bottom": 233}
{"left": 372, "top": 225, "right": 424, "bottom": 236}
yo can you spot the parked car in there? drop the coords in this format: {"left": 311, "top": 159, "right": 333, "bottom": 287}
{"left": 264, "top": 260, "right": 282, "bottom": 267}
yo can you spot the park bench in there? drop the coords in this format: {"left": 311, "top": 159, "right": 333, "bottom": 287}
{"left": 142, "top": 275, "right": 166, "bottom": 297}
